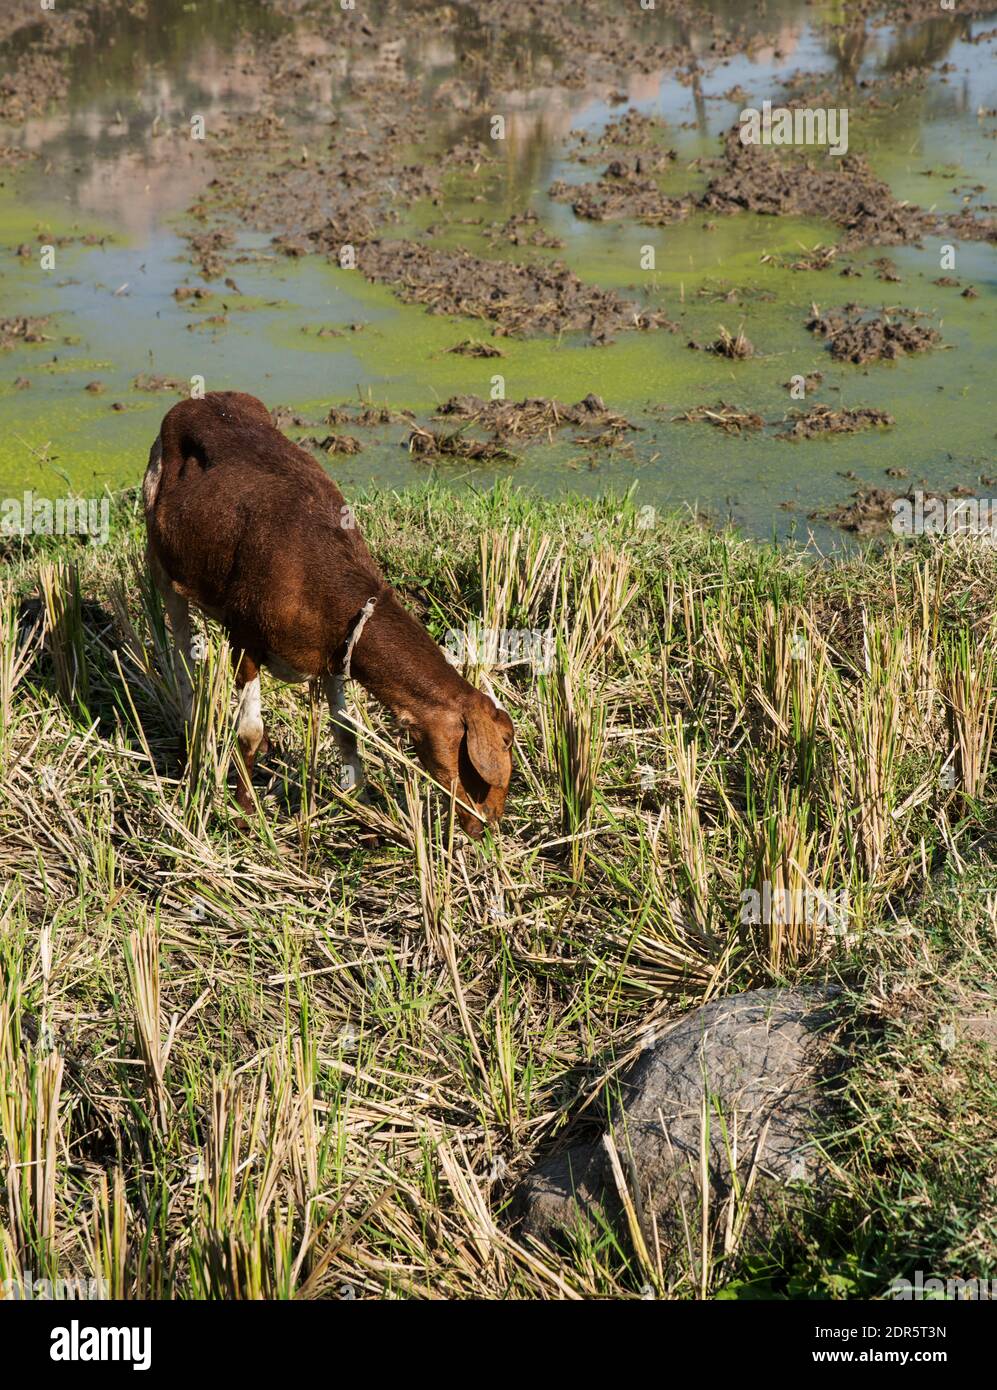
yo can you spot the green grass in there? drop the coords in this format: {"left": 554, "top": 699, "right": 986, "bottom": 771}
{"left": 2, "top": 483, "right": 997, "bottom": 1298}
{"left": 719, "top": 861, "right": 997, "bottom": 1299}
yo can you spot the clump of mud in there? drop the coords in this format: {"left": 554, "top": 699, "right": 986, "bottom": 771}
{"left": 810, "top": 487, "right": 903, "bottom": 535}
{"left": 941, "top": 208, "right": 997, "bottom": 245}
{"left": 1, "top": 316, "right": 50, "bottom": 349}
{"left": 700, "top": 126, "right": 930, "bottom": 248}
{"left": 186, "top": 314, "right": 228, "bottom": 333}
{"left": 0, "top": 44, "right": 69, "bottom": 125}
{"left": 777, "top": 404, "right": 894, "bottom": 440}
{"left": 810, "top": 486, "right": 956, "bottom": 537}
{"left": 15, "top": 231, "right": 109, "bottom": 258}
{"left": 0, "top": 144, "right": 34, "bottom": 169}
{"left": 132, "top": 373, "right": 188, "bottom": 393}
{"left": 184, "top": 229, "right": 236, "bottom": 281}
{"left": 672, "top": 402, "right": 763, "bottom": 435}
{"left": 549, "top": 146, "right": 685, "bottom": 224}
{"left": 448, "top": 339, "right": 505, "bottom": 358}
{"left": 554, "top": 109, "right": 689, "bottom": 222}
{"left": 805, "top": 304, "right": 942, "bottom": 363}
{"left": 701, "top": 113, "right": 997, "bottom": 250}
{"left": 302, "top": 434, "right": 363, "bottom": 456}
{"left": 553, "top": 176, "right": 688, "bottom": 224}
{"left": 573, "top": 110, "right": 676, "bottom": 157}
{"left": 325, "top": 404, "right": 413, "bottom": 428}
{"left": 270, "top": 406, "right": 315, "bottom": 431}
{"left": 315, "top": 240, "right": 678, "bottom": 341}
{"left": 407, "top": 428, "right": 517, "bottom": 463}
{"left": 436, "top": 392, "right": 635, "bottom": 442}
{"left": 688, "top": 324, "right": 755, "bottom": 358}
{"left": 487, "top": 212, "right": 564, "bottom": 249}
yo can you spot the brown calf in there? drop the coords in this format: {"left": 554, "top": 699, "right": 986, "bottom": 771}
{"left": 143, "top": 391, "right": 514, "bottom": 838}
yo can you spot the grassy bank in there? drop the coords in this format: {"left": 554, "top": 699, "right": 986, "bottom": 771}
{"left": 1, "top": 484, "right": 996, "bottom": 1298}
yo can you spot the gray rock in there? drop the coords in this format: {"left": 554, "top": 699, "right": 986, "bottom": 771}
{"left": 517, "top": 988, "right": 839, "bottom": 1270}
{"left": 513, "top": 1144, "right": 620, "bottom": 1245}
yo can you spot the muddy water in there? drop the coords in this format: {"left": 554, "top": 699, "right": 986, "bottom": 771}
{"left": 0, "top": 0, "right": 994, "bottom": 546}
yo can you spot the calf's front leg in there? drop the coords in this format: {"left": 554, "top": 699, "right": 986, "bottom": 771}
{"left": 322, "top": 673, "right": 365, "bottom": 795}
{"left": 148, "top": 547, "right": 194, "bottom": 731}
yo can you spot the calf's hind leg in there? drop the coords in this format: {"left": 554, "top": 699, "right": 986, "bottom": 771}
{"left": 233, "top": 653, "right": 268, "bottom": 820}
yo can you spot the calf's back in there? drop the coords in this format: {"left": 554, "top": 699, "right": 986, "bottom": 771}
{"left": 145, "top": 391, "right": 384, "bottom": 676}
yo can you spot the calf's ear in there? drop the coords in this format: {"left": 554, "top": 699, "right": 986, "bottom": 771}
{"left": 464, "top": 704, "right": 512, "bottom": 787}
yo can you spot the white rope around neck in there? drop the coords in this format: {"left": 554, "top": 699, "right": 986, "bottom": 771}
{"left": 341, "top": 594, "right": 378, "bottom": 681}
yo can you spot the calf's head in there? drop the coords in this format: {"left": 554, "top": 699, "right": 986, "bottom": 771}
{"left": 410, "top": 689, "right": 515, "bottom": 839}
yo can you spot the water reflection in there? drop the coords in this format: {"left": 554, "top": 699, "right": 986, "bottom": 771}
{"left": 1, "top": 0, "right": 989, "bottom": 241}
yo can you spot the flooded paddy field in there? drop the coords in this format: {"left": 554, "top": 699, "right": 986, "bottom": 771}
{"left": 0, "top": 0, "right": 994, "bottom": 541}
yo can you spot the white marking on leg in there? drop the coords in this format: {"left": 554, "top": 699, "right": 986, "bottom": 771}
{"left": 323, "top": 674, "right": 364, "bottom": 793}
{"left": 236, "top": 674, "right": 264, "bottom": 755}
{"left": 142, "top": 437, "right": 163, "bottom": 512}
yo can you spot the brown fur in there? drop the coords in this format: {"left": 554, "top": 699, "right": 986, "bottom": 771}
{"left": 144, "top": 391, "right": 514, "bottom": 837}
